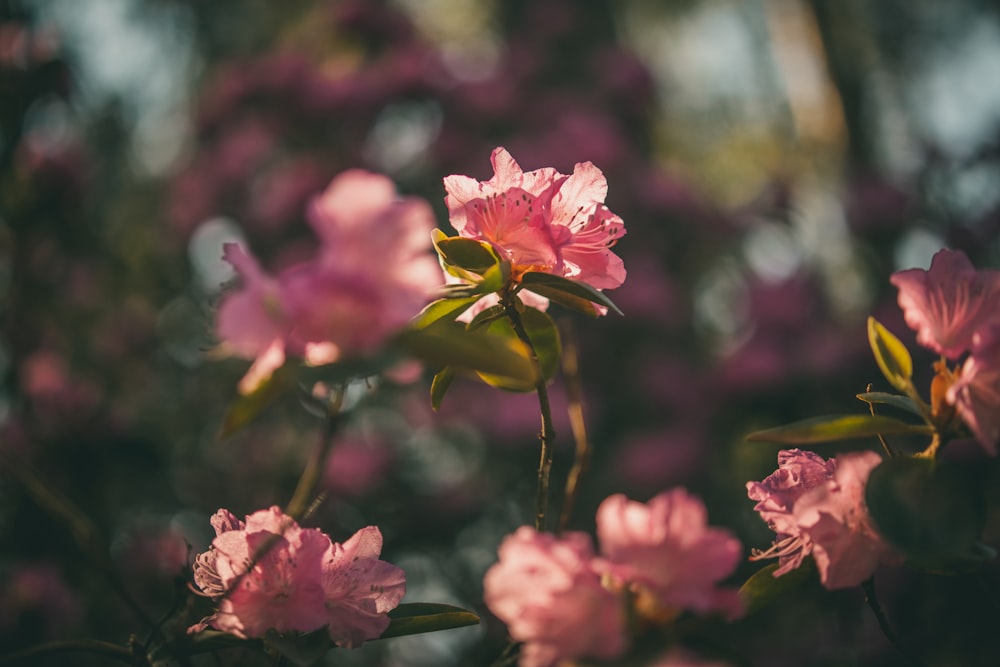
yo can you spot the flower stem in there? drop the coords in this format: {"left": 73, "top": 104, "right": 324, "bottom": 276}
{"left": 502, "top": 293, "right": 555, "bottom": 532}
{"left": 558, "top": 322, "right": 590, "bottom": 534}
{"left": 285, "top": 390, "right": 344, "bottom": 519}
{"left": 862, "top": 576, "right": 926, "bottom": 667}
{"left": 0, "top": 639, "right": 151, "bottom": 666}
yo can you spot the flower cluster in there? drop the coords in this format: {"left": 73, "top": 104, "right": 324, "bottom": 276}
{"left": 190, "top": 507, "right": 405, "bottom": 648}
{"left": 890, "top": 248, "right": 1000, "bottom": 453}
{"left": 216, "top": 169, "right": 441, "bottom": 393}
{"left": 484, "top": 489, "right": 742, "bottom": 667}
{"left": 747, "top": 449, "right": 896, "bottom": 589}
{"left": 443, "top": 146, "right": 626, "bottom": 315}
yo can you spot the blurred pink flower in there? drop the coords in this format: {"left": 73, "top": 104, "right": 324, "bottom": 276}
{"left": 190, "top": 507, "right": 404, "bottom": 647}
{"left": 215, "top": 169, "right": 440, "bottom": 392}
{"left": 890, "top": 248, "right": 1000, "bottom": 359}
{"left": 483, "top": 527, "right": 627, "bottom": 667}
{"left": 947, "top": 325, "right": 1000, "bottom": 454}
{"left": 748, "top": 449, "right": 895, "bottom": 589}
{"left": 595, "top": 490, "right": 743, "bottom": 620}
{"left": 443, "top": 146, "right": 626, "bottom": 292}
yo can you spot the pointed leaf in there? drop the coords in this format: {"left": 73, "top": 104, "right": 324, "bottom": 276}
{"left": 430, "top": 366, "right": 455, "bottom": 411}
{"left": 220, "top": 363, "right": 298, "bottom": 438}
{"left": 739, "top": 559, "right": 819, "bottom": 616}
{"left": 856, "top": 391, "right": 924, "bottom": 418}
{"left": 433, "top": 233, "right": 500, "bottom": 275}
{"left": 477, "top": 307, "right": 561, "bottom": 392}
{"left": 746, "top": 414, "right": 931, "bottom": 445}
{"left": 379, "top": 603, "right": 480, "bottom": 640}
{"left": 395, "top": 320, "right": 534, "bottom": 383}
{"left": 466, "top": 304, "right": 505, "bottom": 331}
{"left": 520, "top": 271, "right": 623, "bottom": 316}
{"left": 867, "top": 317, "right": 913, "bottom": 392}
{"left": 866, "top": 457, "right": 986, "bottom": 559}
{"left": 411, "top": 296, "right": 481, "bottom": 330}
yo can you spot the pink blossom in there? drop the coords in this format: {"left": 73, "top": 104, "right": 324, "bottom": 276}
{"left": 190, "top": 507, "right": 405, "bottom": 647}
{"left": 595, "top": 490, "right": 743, "bottom": 620}
{"left": 483, "top": 527, "right": 627, "bottom": 667}
{"left": 890, "top": 248, "right": 1000, "bottom": 359}
{"left": 443, "top": 146, "right": 626, "bottom": 292}
{"left": 747, "top": 449, "right": 896, "bottom": 589}
{"left": 215, "top": 169, "right": 441, "bottom": 391}
{"left": 947, "top": 325, "right": 1000, "bottom": 455}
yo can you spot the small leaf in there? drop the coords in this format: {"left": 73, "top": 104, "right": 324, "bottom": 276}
{"left": 520, "top": 272, "right": 623, "bottom": 316}
{"left": 746, "top": 414, "right": 932, "bottom": 445}
{"left": 466, "top": 304, "right": 505, "bottom": 331}
{"left": 220, "top": 363, "right": 298, "bottom": 438}
{"left": 411, "top": 296, "right": 481, "bottom": 329}
{"left": 867, "top": 317, "right": 914, "bottom": 392}
{"left": 856, "top": 391, "right": 924, "bottom": 418}
{"left": 477, "top": 307, "right": 561, "bottom": 392}
{"left": 739, "top": 559, "right": 819, "bottom": 616}
{"left": 430, "top": 366, "right": 455, "bottom": 411}
{"left": 434, "top": 233, "right": 500, "bottom": 275}
{"left": 379, "top": 603, "right": 480, "bottom": 640}
{"left": 866, "top": 457, "right": 986, "bottom": 560}
{"left": 395, "top": 320, "right": 534, "bottom": 384}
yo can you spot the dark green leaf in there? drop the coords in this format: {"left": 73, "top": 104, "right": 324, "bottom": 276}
{"left": 433, "top": 232, "right": 500, "bottom": 275}
{"left": 395, "top": 320, "right": 534, "bottom": 384}
{"left": 477, "top": 307, "right": 561, "bottom": 392}
{"left": 745, "top": 414, "right": 932, "bottom": 445}
{"left": 379, "top": 603, "right": 480, "bottom": 640}
{"left": 906, "top": 542, "right": 998, "bottom": 575}
{"left": 520, "top": 271, "right": 623, "bottom": 316}
{"left": 856, "top": 392, "right": 924, "bottom": 418}
{"left": 739, "top": 559, "right": 818, "bottom": 616}
{"left": 866, "top": 457, "right": 986, "bottom": 559}
{"left": 266, "top": 629, "right": 330, "bottom": 666}
{"left": 220, "top": 363, "right": 298, "bottom": 438}
{"left": 411, "top": 296, "right": 481, "bottom": 329}
{"left": 430, "top": 366, "right": 455, "bottom": 411}
{"left": 867, "top": 317, "right": 913, "bottom": 392}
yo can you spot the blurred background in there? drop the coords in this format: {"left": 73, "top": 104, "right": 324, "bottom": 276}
{"left": 2, "top": 0, "right": 999, "bottom": 665}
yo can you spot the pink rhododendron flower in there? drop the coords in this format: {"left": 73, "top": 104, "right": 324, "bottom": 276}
{"left": 483, "top": 527, "right": 627, "bottom": 667}
{"left": 215, "top": 169, "right": 440, "bottom": 392}
{"left": 890, "top": 248, "right": 1000, "bottom": 359}
{"left": 595, "top": 489, "right": 743, "bottom": 620}
{"left": 947, "top": 325, "right": 1000, "bottom": 455}
{"left": 190, "top": 507, "right": 405, "bottom": 647}
{"left": 443, "top": 147, "right": 626, "bottom": 291}
{"left": 747, "top": 449, "right": 896, "bottom": 590}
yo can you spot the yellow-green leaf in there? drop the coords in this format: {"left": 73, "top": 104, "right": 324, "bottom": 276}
{"left": 477, "top": 307, "right": 561, "bottom": 392}
{"left": 379, "top": 603, "right": 480, "bottom": 640}
{"left": 520, "top": 271, "right": 622, "bottom": 316}
{"left": 746, "top": 414, "right": 931, "bottom": 445}
{"left": 867, "top": 317, "right": 913, "bottom": 392}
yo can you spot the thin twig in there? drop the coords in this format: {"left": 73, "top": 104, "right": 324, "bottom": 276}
{"left": 558, "top": 321, "right": 591, "bottom": 534}
{"left": 0, "top": 639, "right": 150, "bottom": 666}
{"left": 863, "top": 383, "right": 896, "bottom": 457}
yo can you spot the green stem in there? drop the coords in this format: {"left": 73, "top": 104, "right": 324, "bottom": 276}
{"left": 502, "top": 292, "right": 555, "bottom": 532}
{"left": 558, "top": 322, "right": 590, "bottom": 534}
{"left": 285, "top": 392, "right": 344, "bottom": 519}
{"left": 0, "top": 639, "right": 150, "bottom": 666}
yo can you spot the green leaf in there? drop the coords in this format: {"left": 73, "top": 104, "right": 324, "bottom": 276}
{"left": 739, "top": 559, "right": 819, "bottom": 616}
{"left": 220, "top": 363, "right": 298, "bottom": 438}
{"left": 465, "top": 304, "right": 505, "bottom": 331}
{"left": 856, "top": 391, "right": 924, "bottom": 418}
{"left": 430, "top": 366, "right": 455, "bottom": 411}
{"left": 746, "top": 414, "right": 932, "bottom": 445}
{"left": 867, "top": 317, "right": 913, "bottom": 392}
{"left": 520, "top": 271, "right": 623, "bottom": 316}
{"left": 866, "top": 457, "right": 986, "bottom": 560}
{"left": 433, "top": 232, "right": 500, "bottom": 276}
{"left": 477, "top": 307, "right": 561, "bottom": 392}
{"left": 411, "top": 296, "right": 481, "bottom": 329}
{"left": 395, "top": 320, "right": 534, "bottom": 384}
{"left": 379, "top": 603, "right": 480, "bottom": 640}
{"left": 265, "top": 629, "right": 330, "bottom": 666}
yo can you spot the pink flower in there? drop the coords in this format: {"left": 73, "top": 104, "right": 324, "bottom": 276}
{"left": 890, "top": 248, "right": 1000, "bottom": 359}
{"left": 595, "top": 490, "right": 743, "bottom": 620}
{"left": 443, "top": 147, "right": 626, "bottom": 291}
{"left": 215, "top": 169, "right": 441, "bottom": 392}
{"left": 747, "top": 449, "right": 896, "bottom": 589}
{"left": 947, "top": 325, "right": 1000, "bottom": 455}
{"left": 483, "top": 527, "right": 627, "bottom": 667}
{"left": 190, "top": 507, "right": 405, "bottom": 647}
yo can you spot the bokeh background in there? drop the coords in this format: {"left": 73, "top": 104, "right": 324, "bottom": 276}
{"left": 2, "top": 0, "right": 1000, "bottom": 665}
